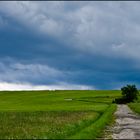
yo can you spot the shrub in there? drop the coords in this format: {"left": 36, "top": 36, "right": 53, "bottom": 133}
{"left": 112, "top": 98, "right": 127, "bottom": 104}
{"left": 121, "top": 85, "right": 138, "bottom": 102}
{"left": 113, "top": 85, "right": 139, "bottom": 104}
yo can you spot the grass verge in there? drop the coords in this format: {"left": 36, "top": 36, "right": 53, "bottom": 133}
{"left": 128, "top": 103, "right": 140, "bottom": 114}
{"left": 128, "top": 95, "right": 140, "bottom": 114}
{"left": 69, "top": 104, "right": 117, "bottom": 139}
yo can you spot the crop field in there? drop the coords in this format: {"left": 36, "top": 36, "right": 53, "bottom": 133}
{"left": 0, "top": 90, "right": 121, "bottom": 139}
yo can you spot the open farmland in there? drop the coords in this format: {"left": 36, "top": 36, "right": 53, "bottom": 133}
{"left": 0, "top": 90, "right": 121, "bottom": 139}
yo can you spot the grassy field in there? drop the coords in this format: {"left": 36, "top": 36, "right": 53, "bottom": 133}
{"left": 0, "top": 90, "right": 121, "bottom": 139}
{"left": 128, "top": 93, "right": 140, "bottom": 115}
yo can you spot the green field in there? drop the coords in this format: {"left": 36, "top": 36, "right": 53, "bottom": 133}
{"left": 128, "top": 93, "right": 140, "bottom": 115}
{"left": 0, "top": 90, "right": 121, "bottom": 139}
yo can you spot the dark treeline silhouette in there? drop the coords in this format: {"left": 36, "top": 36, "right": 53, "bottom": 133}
{"left": 113, "top": 85, "right": 139, "bottom": 104}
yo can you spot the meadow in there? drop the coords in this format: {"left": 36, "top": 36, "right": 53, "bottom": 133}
{"left": 0, "top": 90, "right": 121, "bottom": 139}
{"left": 128, "top": 93, "right": 140, "bottom": 115}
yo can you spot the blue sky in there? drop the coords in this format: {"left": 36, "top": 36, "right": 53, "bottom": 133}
{"left": 0, "top": 1, "right": 140, "bottom": 90}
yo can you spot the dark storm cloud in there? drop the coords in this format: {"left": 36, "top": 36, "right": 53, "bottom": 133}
{"left": 0, "top": 1, "right": 140, "bottom": 89}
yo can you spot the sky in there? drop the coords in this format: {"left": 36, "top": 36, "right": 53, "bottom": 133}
{"left": 0, "top": 1, "right": 140, "bottom": 90}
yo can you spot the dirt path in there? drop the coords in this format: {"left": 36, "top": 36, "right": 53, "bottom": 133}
{"left": 111, "top": 105, "right": 140, "bottom": 139}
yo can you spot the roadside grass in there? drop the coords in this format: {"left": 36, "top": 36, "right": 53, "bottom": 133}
{"left": 0, "top": 90, "right": 121, "bottom": 138}
{"left": 128, "top": 94, "right": 140, "bottom": 114}
{"left": 101, "top": 107, "right": 117, "bottom": 139}
{"left": 69, "top": 104, "right": 117, "bottom": 139}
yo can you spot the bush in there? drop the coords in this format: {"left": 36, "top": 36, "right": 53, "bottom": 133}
{"left": 113, "top": 85, "right": 139, "bottom": 104}
{"left": 112, "top": 98, "right": 127, "bottom": 104}
{"left": 121, "top": 85, "right": 138, "bottom": 102}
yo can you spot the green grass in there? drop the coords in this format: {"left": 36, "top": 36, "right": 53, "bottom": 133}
{"left": 128, "top": 93, "right": 140, "bottom": 114}
{"left": 69, "top": 104, "right": 117, "bottom": 139}
{"left": 0, "top": 90, "right": 120, "bottom": 139}
{"left": 0, "top": 111, "right": 99, "bottom": 139}
{"left": 0, "top": 90, "right": 120, "bottom": 111}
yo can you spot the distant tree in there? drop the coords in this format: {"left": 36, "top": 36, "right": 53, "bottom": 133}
{"left": 121, "top": 84, "right": 139, "bottom": 103}
{"left": 113, "top": 84, "right": 139, "bottom": 104}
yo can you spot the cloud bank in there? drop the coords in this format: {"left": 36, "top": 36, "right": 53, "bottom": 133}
{"left": 0, "top": 82, "right": 92, "bottom": 91}
{"left": 0, "top": 1, "right": 140, "bottom": 89}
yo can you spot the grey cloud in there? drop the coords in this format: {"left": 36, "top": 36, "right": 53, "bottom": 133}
{"left": 0, "top": 61, "right": 64, "bottom": 84}
{"left": 0, "top": 2, "right": 140, "bottom": 89}
{"left": 0, "top": 59, "right": 94, "bottom": 90}
{"left": 0, "top": 82, "right": 93, "bottom": 91}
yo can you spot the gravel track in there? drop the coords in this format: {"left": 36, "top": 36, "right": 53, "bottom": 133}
{"left": 112, "top": 105, "right": 140, "bottom": 139}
